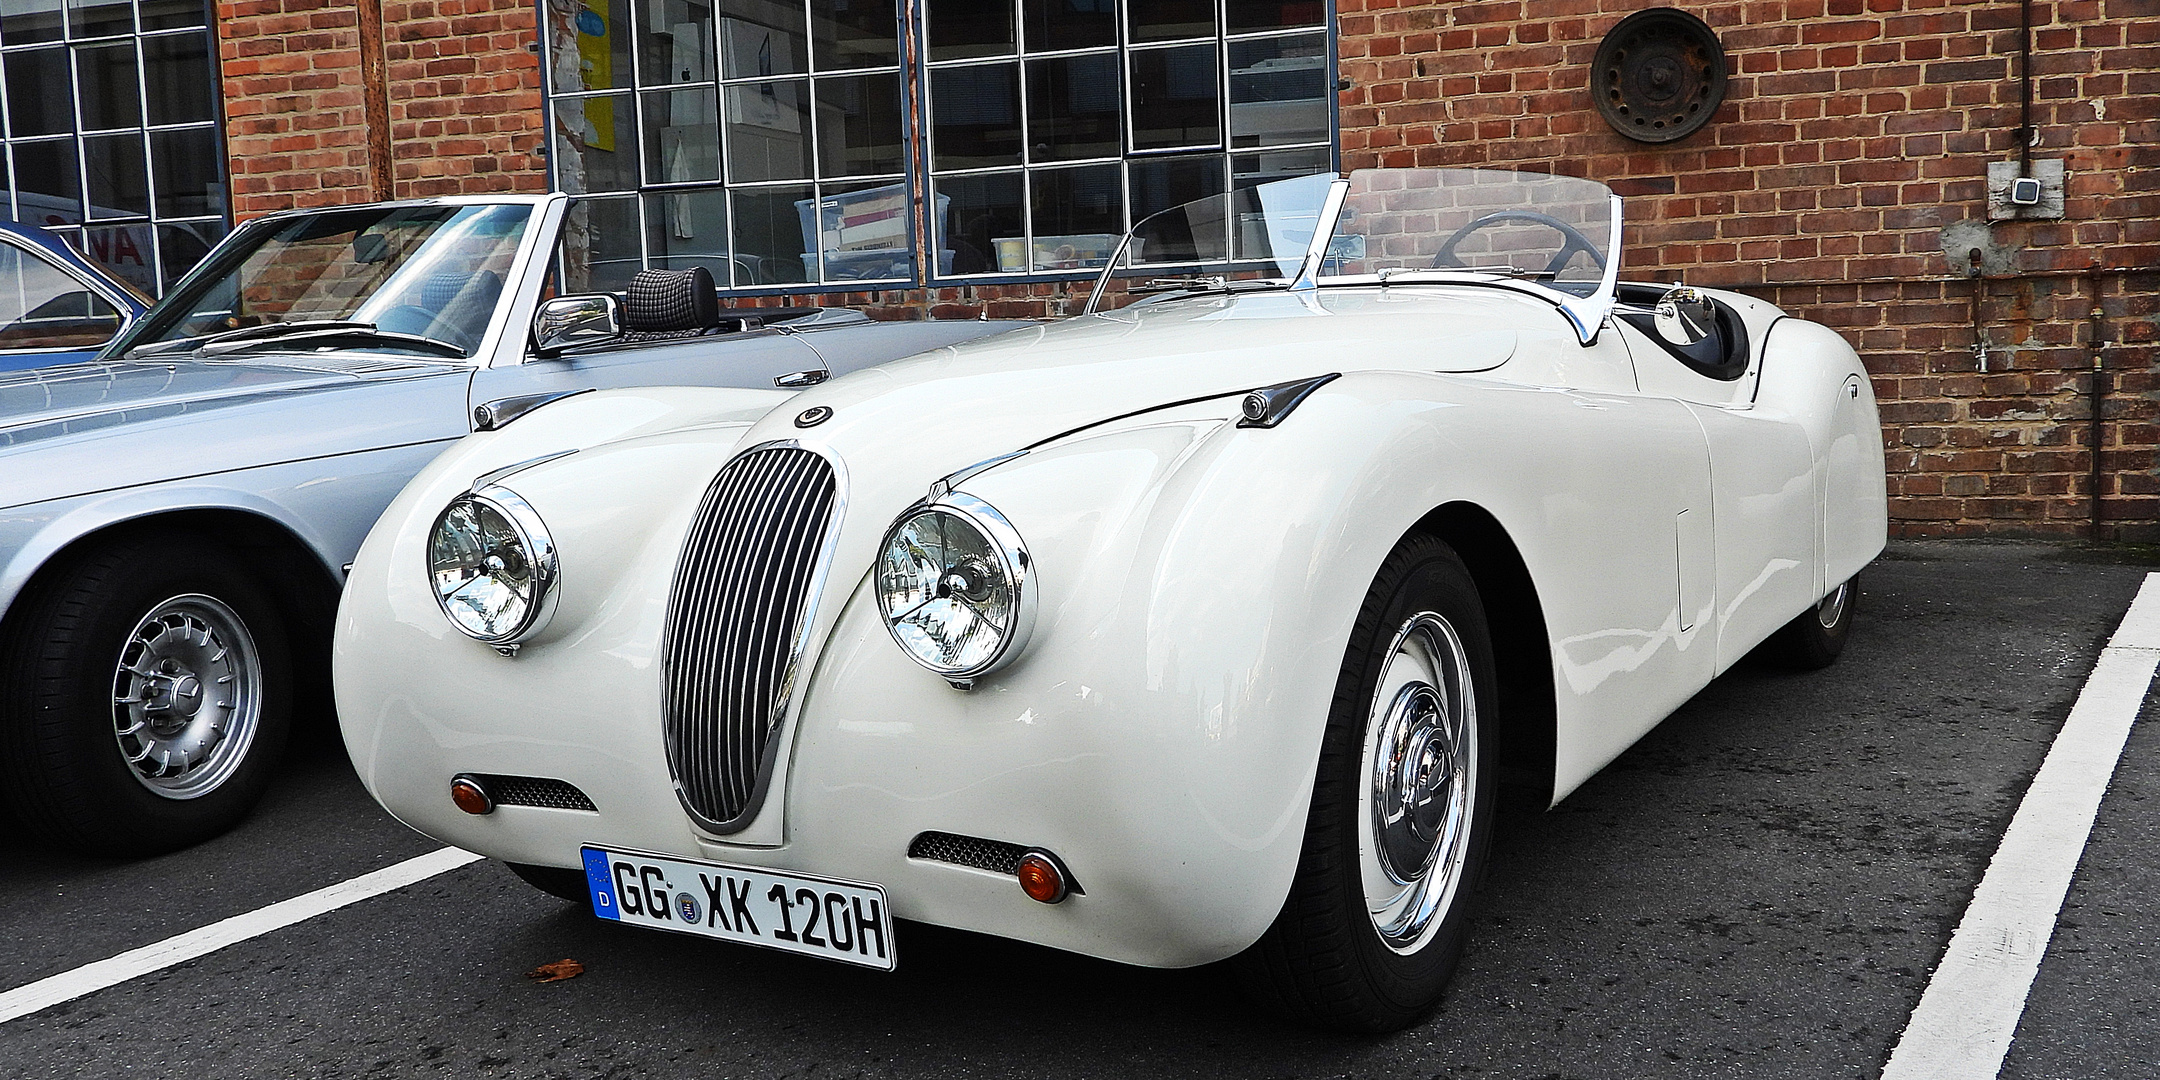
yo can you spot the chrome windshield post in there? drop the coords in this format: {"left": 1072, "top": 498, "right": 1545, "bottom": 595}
{"left": 1555, "top": 193, "right": 1625, "bottom": 346}
{"left": 1288, "top": 179, "right": 1352, "bottom": 293}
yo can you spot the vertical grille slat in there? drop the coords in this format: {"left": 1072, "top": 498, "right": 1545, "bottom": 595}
{"left": 663, "top": 446, "right": 840, "bottom": 831}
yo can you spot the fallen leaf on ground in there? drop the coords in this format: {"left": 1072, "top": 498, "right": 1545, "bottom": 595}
{"left": 524, "top": 959, "right": 585, "bottom": 983}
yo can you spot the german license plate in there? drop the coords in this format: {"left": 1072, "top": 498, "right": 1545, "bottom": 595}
{"left": 580, "top": 846, "right": 896, "bottom": 970}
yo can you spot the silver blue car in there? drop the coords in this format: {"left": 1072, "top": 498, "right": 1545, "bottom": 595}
{"left": 0, "top": 194, "right": 1023, "bottom": 856}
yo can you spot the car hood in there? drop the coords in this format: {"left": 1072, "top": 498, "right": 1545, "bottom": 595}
{"left": 750, "top": 285, "right": 1524, "bottom": 474}
{"left": 0, "top": 352, "right": 465, "bottom": 448}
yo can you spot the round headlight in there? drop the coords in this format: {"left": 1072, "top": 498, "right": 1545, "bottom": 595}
{"left": 876, "top": 493, "right": 1036, "bottom": 680}
{"left": 427, "top": 486, "right": 559, "bottom": 646}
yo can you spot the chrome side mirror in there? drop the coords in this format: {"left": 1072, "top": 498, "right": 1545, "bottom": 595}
{"left": 531, "top": 294, "right": 622, "bottom": 356}
{"left": 1653, "top": 287, "right": 1716, "bottom": 347}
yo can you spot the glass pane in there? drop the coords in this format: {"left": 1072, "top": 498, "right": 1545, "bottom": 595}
{"left": 0, "top": 242, "right": 122, "bottom": 349}
{"left": 1029, "top": 163, "right": 1120, "bottom": 270}
{"left": 67, "top": 0, "right": 133, "bottom": 37}
{"left": 1128, "top": 0, "right": 1210, "bottom": 42}
{"left": 0, "top": 0, "right": 64, "bottom": 44}
{"left": 84, "top": 132, "right": 148, "bottom": 219}
{"left": 77, "top": 41, "right": 142, "bottom": 131}
{"left": 814, "top": 72, "right": 902, "bottom": 177}
{"left": 928, "top": 0, "right": 1013, "bottom": 61}
{"left": 142, "top": 32, "right": 214, "bottom": 124}
{"left": 6, "top": 49, "right": 76, "bottom": 136}
{"left": 156, "top": 219, "right": 222, "bottom": 292}
{"left": 725, "top": 80, "right": 810, "bottom": 181}
{"left": 1026, "top": 52, "right": 1118, "bottom": 162}
{"left": 642, "top": 186, "right": 733, "bottom": 279}
{"left": 1232, "top": 145, "right": 1329, "bottom": 188}
{"left": 719, "top": 0, "right": 806, "bottom": 80}
{"left": 1226, "top": 0, "right": 1324, "bottom": 33}
{"left": 138, "top": 0, "right": 203, "bottom": 30}
{"left": 1130, "top": 45, "right": 1219, "bottom": 150}
{"left": 1229, "top": 33, "right": 1327, "bottom": 148}
{"left": 935, "top": 170, "right": 1021, "bottom": 274}
{"left": 642, "top": 87, "right": 721, "bottom": 183}
{"left": 803, "top": 179, "right": 913, "bottom": 280}
{"left": 728, "top": 183, "right": 811, "bottom": 285}
{"left": 929, "top": 62, "right": 1019, "bottom": 169}
{"left": 546, "top": 0, "right": 634, "bottom": 93}
{"left": 1023, "top": 0, "right": 1111, "bottom": 50}
{"left": 81, "top": 223, "right": 157, "bottom": 295}
{"left": 149, "top": 127, "right": 223, "bottom": 217}
{"left": 552, "top": 95, "right": 639, "bottom": 193}
{"left": 11, "top": 141, "right": 81, "bottom": 224}
{"left": 558, "top": 195, "right": 641, "bottom": 291}
{"left": 809, "top": 0, "right": 896, "bottom": 70}
{"left": 639, "top": 0, "right": 714, "bottom": 83}
{"left": 1128, "top": 153, "right": 1224, "bottom": 221}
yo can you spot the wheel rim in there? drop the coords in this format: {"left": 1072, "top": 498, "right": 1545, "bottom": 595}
{"left": 109, "top": 593, "right": 263, "bottom": 800}
{"left": 1358, "top": 611, "right": 1478, "bottom": 954}
{"left": 1816, "top": 580, "right": 1851, "bottom": 630}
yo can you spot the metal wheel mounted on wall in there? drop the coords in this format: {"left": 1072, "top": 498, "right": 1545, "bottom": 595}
{"left": 0, "top": 535, "right": 292, "bottom": 856}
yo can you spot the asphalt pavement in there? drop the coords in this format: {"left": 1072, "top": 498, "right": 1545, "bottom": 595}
{"left": 1, "top": 539, "right": 2154, "bottom": 1079}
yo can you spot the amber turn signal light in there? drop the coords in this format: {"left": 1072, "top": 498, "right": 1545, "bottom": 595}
{"left": 450, "top": 775, "right": 494, "bottom": 815}
{"left": 1015, "top": 850, "right": 1069, "bottom": 904}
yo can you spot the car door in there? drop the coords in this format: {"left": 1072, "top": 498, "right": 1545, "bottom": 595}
{"left": 0, "top": 233, "right": 138, "bottom": 373}
{"left": 466, "top": 326, "right": 829, "bottom": 417}
{"left": 1619, "top": 314, "right": 1822, "bottom": 672}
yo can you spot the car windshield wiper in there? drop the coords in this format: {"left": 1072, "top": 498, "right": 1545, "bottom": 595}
{"left": 126, "top": 319, "right": 378, "bottom": 358}
{"left": 1126, "top": 275, "right": 1288, "bottom": 296}
{"left": 201, "top": 324, "right": 470, "bottom": 359}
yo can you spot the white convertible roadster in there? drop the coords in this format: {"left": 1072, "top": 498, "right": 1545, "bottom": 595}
{"left": 333, "top": 169, "right": 1885, "bottom": 1031}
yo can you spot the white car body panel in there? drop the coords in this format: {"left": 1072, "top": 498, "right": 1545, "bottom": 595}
{"left": 336, "top": 259, "right": 1886, "bottom": 969}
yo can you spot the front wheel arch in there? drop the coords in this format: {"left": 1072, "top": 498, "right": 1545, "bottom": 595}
{"left": 1411, "top": 502, "right": 1556, "bottom": 809}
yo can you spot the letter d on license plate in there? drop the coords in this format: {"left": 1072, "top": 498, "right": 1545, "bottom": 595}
{"left": 580, "top": 846, "right": 896, "bottom": 971}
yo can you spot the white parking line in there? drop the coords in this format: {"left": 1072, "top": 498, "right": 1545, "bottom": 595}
{"left": 0, "top": 846, "right": 481, "bottom": 1025}
{"left": 1881, "top": 572, "right": 2160, "bottom": 1080}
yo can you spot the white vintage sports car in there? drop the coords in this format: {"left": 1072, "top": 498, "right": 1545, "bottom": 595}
{"left": 334, "top": 169, "right": 1885, "bottom": 1031}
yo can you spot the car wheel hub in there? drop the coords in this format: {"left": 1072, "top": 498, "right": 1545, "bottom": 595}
{"left": 1360, "top": 612, "right": 1477, "bottom": 954}
{"left": 1816, "top": 579, "right": 1851, "bottom": 629}
{"left": 111, "top": 594, "right": 263, "bottom": 800}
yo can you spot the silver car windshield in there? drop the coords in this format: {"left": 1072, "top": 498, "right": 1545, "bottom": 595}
{"left": 1087, "top": 168, "right": 1621, "bottom": 341}
{"left": 119, "top": 203, "right": 534, "bottom": 360}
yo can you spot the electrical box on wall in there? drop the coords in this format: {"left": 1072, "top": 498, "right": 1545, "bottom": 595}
{"left": 1988, "top": 159, "right": 2065, "bottom": 220}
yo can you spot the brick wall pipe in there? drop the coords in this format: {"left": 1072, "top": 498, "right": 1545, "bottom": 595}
{"left": 2018, "top": 0, "right": 2033, "bottom": 175}
{"left": 2089, "top": 271, "right": 2108, "bottom": 541}
{"left": 355, "top": 0, "right": 392, "bottom": 200}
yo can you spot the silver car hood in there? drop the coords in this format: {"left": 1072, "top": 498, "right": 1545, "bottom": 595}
{"left": 0, "top": 352, "right": 472, "bottom": 509}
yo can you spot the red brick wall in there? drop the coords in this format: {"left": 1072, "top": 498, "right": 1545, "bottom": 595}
{"left": 381, "top": 0, "right": 549, "bottom": 196}
{"left": 217, "top": 0, "right": 546, "bottom": 217}
{"left": 1334, "top": 0, "right": 2158, "bottom": 538}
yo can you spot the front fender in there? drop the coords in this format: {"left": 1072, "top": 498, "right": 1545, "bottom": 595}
{"left": 787, "top": 367, "right": 1715, "bottom": 964}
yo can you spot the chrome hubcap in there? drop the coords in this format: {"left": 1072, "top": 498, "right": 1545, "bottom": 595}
{"left": 1816, "top": 580, "right": 1851, "bottom": 630}
{"left": 1359, "top": 611, "right": 1477, "bottom": 953}
{"left": 111, "top": 594, "right": 262, "bottom": 800}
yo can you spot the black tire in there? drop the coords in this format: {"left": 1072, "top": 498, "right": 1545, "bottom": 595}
{"left": 0, "top": 536, "right": 292, "bottom": 856}
{"left": 1233, "top": 534, "right": 1499, "bottom": 1033}
{"left": 507, "top": 862, "right": 592, "bottom": 905}
{"left": 1755, "top": 575, "right": 1857, "bottom": 670}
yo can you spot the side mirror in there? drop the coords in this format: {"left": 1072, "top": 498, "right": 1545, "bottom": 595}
{"left": 532, "top": 294, "right": 622, "bottom": 356}
{"left": 1653, "top": 287, "right": 1716, "bottom": 347}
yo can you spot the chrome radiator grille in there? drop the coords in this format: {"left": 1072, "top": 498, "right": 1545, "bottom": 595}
{"left": 663, "top": 445, "right": 839, "bottom": 831}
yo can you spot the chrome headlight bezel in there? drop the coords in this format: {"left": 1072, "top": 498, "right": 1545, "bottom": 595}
{"left": 875, "top": 491, "right": 1037, "bottom": 681}
{"left": 427, "top": 484, "right": 561, "bottom": 647}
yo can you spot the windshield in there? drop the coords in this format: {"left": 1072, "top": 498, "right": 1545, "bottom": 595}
{"left": 113, "top": 203, "right": 534, "bottom": 359}
{"left": 1086, "top": 168, "right": 1620, "bottom": 337}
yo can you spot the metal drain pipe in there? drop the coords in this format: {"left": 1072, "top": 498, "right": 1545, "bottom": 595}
{"left": 2088, "top": 272, "right": 2108, "bottom": 540}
